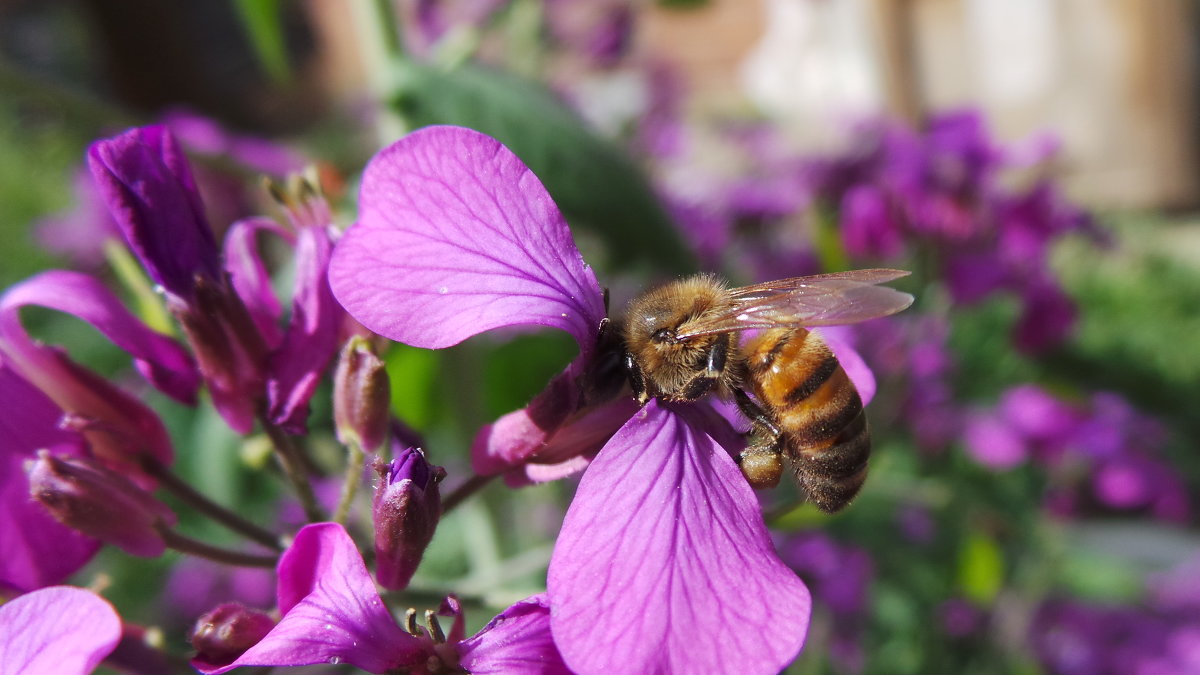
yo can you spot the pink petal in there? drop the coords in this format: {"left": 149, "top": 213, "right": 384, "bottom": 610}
{"left": 329, "top": 125, "right": 606, "bottom": 354}
{"left": 457, "top": 594, "right": 571, "bottom": 674}
{"left": 548, "top": 401, "right": 811, "bottom": 674}
{"left": 1, "top": 270, "right": 200, "bottom": 404}
{"left": 223, "top": 217, "right": 287, "bottom": 348}
{"left": 818, "top": 326, "right": 876, "bottom": 406}
{"left": 266, "top": 225, "right": 342, "bottom": 432}
{"left": 197, "top": 523, "right": 420, "bottom": 674}
{"left": 0, "top": 365, "right": 98, "bottom": 592}
{"left": 0, "top": 586, "right": 121, "bottom": 675}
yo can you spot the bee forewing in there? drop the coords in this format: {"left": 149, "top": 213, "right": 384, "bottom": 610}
{"left": 676, "top": 269, "right": 914, "bottom": 338}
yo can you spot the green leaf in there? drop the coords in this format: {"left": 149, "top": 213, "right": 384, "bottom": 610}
{"left": 958, "top": 531, "right": 1004, "bottom": 604}
{"left": 389, "top": 61, "right": 696, "bottom": 274}
{"left": 386, "top": 344, "right": 441, "bottom": 430}
{"left": 232, "top": 0, "right": 291, "bottom": 83}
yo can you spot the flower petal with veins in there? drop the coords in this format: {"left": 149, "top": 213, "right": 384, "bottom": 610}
{"left": 329, "top": 125, "right": 606, "bottom": 354}
{"left": 548, "top": 400, "right": 811, "bottom": 674}
{"left": 0, "top": 586, "right": 121, "bottom": 675}
{"left": 194, "top": 523, "right": 421, "bottom": 674}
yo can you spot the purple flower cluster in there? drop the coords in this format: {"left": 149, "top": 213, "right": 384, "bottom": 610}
{"left": 1031, "top": 556, "right": 1200, "bottom": 675}
{"left": 780, "top": 532, "right": 875, "bottom": 672}
{"left": 807, "top": 110, "right": 1099, "bottom": 353}
{"left": 963, "top": 385, "right": 1188, "bottom": 521}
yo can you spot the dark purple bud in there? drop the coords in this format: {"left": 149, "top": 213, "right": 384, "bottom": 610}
{"left": 373, "top": 448, "right": 445, "bottom": 590}
{"left": 333, "top": 337, "right": 391, "bottom": 452}
{"left": 28, "top": 451, "right": 176, "bottom": 557}
{"left": 87, "top": 125, "right": 221, "bottom": 301}
{"left": 190, "top": 603, "right": 276, "bottom": 667}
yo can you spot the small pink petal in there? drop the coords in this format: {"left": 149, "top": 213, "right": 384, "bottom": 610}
{"left": 548, "top": 401, "right": 811, "bottom": 674}
{"left": 223, "top": 217, "right": 287, "bottom": 348}
{"left": 267, "top": 225, "right": 342, "bottom": 432}
{"left": 1, "top": 270, "right": 200, "bottom": 404}
{"left": 458, "top": 594, "right": 570, "bottom": 674}
{"left": 196, "top": 523, "right": 421, "bottom": 674}
{"left": 0, "top": 586, "right": 121, "bottom": 675}
{"left": 329, "top": 125, "right": 605, "bottom": 354}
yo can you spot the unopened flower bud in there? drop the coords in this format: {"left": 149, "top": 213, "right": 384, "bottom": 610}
{"left": 373, "top": 448, "right": 445, "bottom": 590}
{"left": 190, "top": 603, "right": 275, "bottom": 667}
{"left": 333, "top": 337, "right": 390, "bottom": 452}
{"left": 28, "top": 450, "right": 176, "bottom": 557}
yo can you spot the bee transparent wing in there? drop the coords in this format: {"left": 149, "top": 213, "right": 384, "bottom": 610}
{"left": 676, "top": 269, "right": 914, "bottom": 339}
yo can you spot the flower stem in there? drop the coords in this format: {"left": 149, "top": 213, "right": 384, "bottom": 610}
{"left": 440, "top": 473, "right": 495, "bottom": 514}
{"left": 333, "top": 441, "right": 366, "bottom": 525}
{"left": 260, "top": 417, "right": 326, "bottom": 523}
{"left": 144, "top": 460, "right": 283, "bottom": 551}
{"left": 156, "top": 526, "right": 278, "bottom": 568}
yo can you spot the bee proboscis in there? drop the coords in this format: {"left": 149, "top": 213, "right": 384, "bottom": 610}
{"left": 620, "top": 269, "right": 913, "bottom": 512}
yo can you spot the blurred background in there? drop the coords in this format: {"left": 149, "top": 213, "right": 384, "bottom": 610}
{"left": 2, "top": 1, "right": 1199, "bottom": 673}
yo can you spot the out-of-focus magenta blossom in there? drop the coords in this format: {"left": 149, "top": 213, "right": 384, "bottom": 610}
{"left": 86, "top": 125, "right": 345, "bottom": 434}
{"left": 780, "top": 532, "right": 873, "bottom": 672}
{"left": 964, "top": 386, "right": 1187, "bottom": 521}
{"left": 193, "top": 522, "right": 568, "bottom": 674}
{"left": 0, "top": 271, "right": 195, "bottom": 480}
{"left": 329, "top": 125, "right": 813, "bottom": 673}
{"left": 0, "top": 586, "right": 122, "bottom": 675}
{"left": 0, "top": 364, "right": 98, "bottom": 593}
{"left": 1031, "top": 597, "right": 1200, "bottom": 675}
{"left": 28, "top": 451, "right": 176, "bottom": 557}
{"left": 373, "top": 446, "right": 445, "bottom": 590}
{"left": 807, "top": 110, "right": 1098, "bottom": 354}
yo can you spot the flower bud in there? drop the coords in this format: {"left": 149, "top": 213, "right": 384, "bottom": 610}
{"left": 190, "top": 603, "right": 276, "bottom": 667}
{"left": 373, "top": 448, "right": 445, "bottom": 590}
{"left": 28, "top": 451, "right": 176, "bottom": 557}
{"left": 333, "top": 337, "right": 391, "bottom": 452}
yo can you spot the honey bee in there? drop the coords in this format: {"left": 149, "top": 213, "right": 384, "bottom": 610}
{"left": 620, "top": 269, "right": 913, "bottom": 512}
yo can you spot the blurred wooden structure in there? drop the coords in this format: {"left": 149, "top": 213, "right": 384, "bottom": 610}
{"left": 647, "top": 0, "right": 1200, "bottom": 210}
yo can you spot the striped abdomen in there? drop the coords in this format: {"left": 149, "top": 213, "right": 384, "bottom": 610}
{"left": 742, "top": 327, "right": 870, "bottom": 512}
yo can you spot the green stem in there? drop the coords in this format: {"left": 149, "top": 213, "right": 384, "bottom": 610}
{"left": 157, "top": 526, "right": 278, "bottom": 568}
{"left": 440, "top": 473, "right": 495, "bottom": 514}
{"left": 261, "top": 417, "right": 326, "bottom": 523}
{"left": 333, "top": 442, "right": 367, "bottom": 525}
{"left": 145, "top": 460, "right": 283, "bottom": 551}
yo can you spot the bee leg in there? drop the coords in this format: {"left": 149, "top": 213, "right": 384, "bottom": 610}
{"left": 733, "top": 388, "right": 781, "bottom": 438}
{"left": 732, "top": 387, "right": 784, "bottom": 488}
{"left": 624, "top": 352, "right": 650, "bottom": 405}
{"left": 679, "top": 337, "right": 729, "bottom": 400}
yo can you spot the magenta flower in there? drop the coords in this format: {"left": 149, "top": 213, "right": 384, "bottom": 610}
{"left": 87, "top": 125, "right": 345, "bottom": 433}
{"left": 329, "top": 125, "right": 812, "bottom": 673}
{"left": 0, "top": 586, "right": 122, "bottom": 675}
{"left": 0, "top": 364, "right": 98, "bottom": 592}
{"left": 193, "top": 522, "right": 567, "bottom": 673}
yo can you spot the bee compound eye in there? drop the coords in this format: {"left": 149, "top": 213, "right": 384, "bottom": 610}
{"left": 651, "top": 328, "right": 675, "bottom": 343}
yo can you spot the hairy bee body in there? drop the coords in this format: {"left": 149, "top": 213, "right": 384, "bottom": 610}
{"left": 742, "top": 327, "right": 870, "bottom": 512}
{"left": 620, "top": 271, "right": 912, "bottom": 513}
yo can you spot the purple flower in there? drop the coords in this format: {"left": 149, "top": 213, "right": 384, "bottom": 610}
{"left": 329, "top": 125, "right": 813, "bottom": 673}
{"left": 28, "top": 451, "right": 176, "bottom": 557}
{"left": 0, "top": 364, "right": 98, "bottom": 592}
{"left": 87, "top": 125, "right": 346, "bottom": 433}
{"left": 373, "top": 446, "right": 445, "bottom": 590}
{"left": 192, "top": 522, "right": 568, "bottom": 673}
{"left": 0, "top": 586, "right": 122, "bottom": 675}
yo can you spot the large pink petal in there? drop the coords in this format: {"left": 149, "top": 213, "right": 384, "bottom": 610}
{"left": 0, "top": 586, "right": 121, "bottom": 675}
{"left": 547, "top": 401, "right": 811, "bottom": 674}
{"left": 196, "top": 523, "right": 421, "bottom": 674}
{"left": 329, "top": 125, "right": 606, "bottom": 354}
